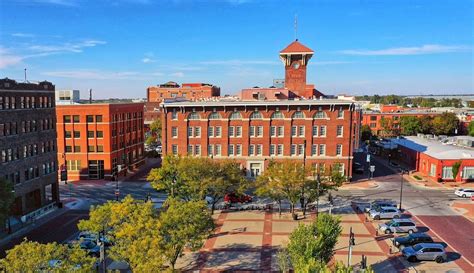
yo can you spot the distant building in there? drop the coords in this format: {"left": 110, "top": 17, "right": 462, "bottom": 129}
{"left": 55, "top": 89, "right": 80, "bottom": 104}
{"left": 147, "top": 82, "right": 221, "bottom": 103}
{"left": 56, "top": 103, "right": 145, "bottom": 181}
{"left": 273, "top": 79, "right": 285, "bottom": 88}
{"left": 0, "top": 78, "right": 59, "bottom": 216}
{"left": 391, "top": 135, "right": 474, "bottom": 182}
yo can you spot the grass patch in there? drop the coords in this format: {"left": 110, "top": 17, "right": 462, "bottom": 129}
{"left": 413, "top": 175, "right": 423, "bottom": 181}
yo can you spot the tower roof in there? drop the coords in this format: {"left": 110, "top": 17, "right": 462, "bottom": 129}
{"left": 280, "top": 40, "right": 314, "bottom": 54}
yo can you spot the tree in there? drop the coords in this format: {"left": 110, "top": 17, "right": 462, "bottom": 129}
{"left": 468, "top": 121, "right": 474, "bottom": 136}
{"left": 157, "top": 198, "right": 215, "bottom": 270}
{"left": 285, "top": 214, "right": 342, "bottom": 272}
{"left": 360, "top": 125, "right": 373, "bottom": 141}
{"left": 419, "top": 116, "right": 433, "bottom": 134}
{"left": 452, "top": 161, "right": 462, "bottom": 181}
{"left": 148, "top": 155, "right": 186, "bottom": 199}
{"left": 0, "top": 178, "right": 14, "bottom": 233}
{"left": 145, "top": 135, "right": 157, "bottom": 146}
{"left": 78, "top": 195, "right": 164, "bottom": 271}
{"left": 432, "top": 112, "right": 459, "bottom": 135}
{"left": 0, "top": 239, "right": 95, "bottom": 272}
{"left": 400, "top": 116, "right": 422, "bottom": 136}
{"left": 379, "top": 117, "right": 394, "bottom": 137}
{"left": 150, "top": 119, "right": 162, "bottom": 140}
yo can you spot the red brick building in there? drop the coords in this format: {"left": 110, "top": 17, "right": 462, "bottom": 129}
{"left": 147, "top": 82, "right": 220, "bottom": 103}
{"left": 56, "top": 103, "right": 145, "bottom": 181}
{"left": 391, "top": 136, "right": 474, "bottom": 182}
{"left": 362, "top": 110, "right": 441, "bottom": 136}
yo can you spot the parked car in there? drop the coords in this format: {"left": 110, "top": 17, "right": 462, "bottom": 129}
{"left": 224, "top": 193, "right": 252, "bottom": 204}
{"left": 78, "top": 239, "right": 101, "bottom": 257}
{"left": 353, "top": 162, "right": 364, "bottom": 174}
{"left": 378, "top": 219, "right": 418, "bottom": 234}
{"left": 402, "top": 243, "right": 447, "bottom": 263}
{"left": 392, "top": 233, "right": 434, "bottom": 250}
{"left": 365, "top": 200, "right": 397, "bottom": 213}
{"left": 454, "top": 188, "right": 474, "bottom": 198}
{"left": 77, "top": 231, "right": 112, "bottom": 246}
{"left": 369, "top": 207, "right": 402, "bottom": 220}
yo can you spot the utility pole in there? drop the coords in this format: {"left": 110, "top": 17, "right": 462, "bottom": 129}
{"left": 399, "top": 169, "right": 405, "bottom": 211}
{"left": 348, "top": 227, "right": 355, "bottom": 267}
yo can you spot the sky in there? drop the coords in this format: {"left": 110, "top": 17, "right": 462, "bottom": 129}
{"left": 0, "top": 0, "right": 473, "bottom": 99}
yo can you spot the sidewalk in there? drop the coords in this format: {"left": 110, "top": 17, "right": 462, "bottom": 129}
{"left": 404, "top": 173, "right": 474, "bottom": 190}
{"left": 341, "top": 180, "right": 379, "bottom": 190}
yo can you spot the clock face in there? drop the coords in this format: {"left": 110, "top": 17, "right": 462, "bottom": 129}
{"left": 292, "top": 62, "right": 300, "bottom": 69}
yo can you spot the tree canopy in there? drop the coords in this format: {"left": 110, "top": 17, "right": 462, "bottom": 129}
{"left": 360, "top": 124, "right": 373, "bottom": 141}
{"left": 400, "top": 116, "right": 422, "bottom": 136}
{"left": 150, "top": 119, "right": 162, "bottom": 140}
{"left": 432, "top": 112, "right": 459, "bottom": 135}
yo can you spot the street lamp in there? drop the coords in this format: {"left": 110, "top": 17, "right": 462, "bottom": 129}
{"left": 399, "top": 168, "right": 406, "bottom": 211}
{"left": 315, "top": 171, "right": 321, "bottom": 218}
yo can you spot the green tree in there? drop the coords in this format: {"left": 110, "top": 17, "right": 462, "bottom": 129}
{"left": 148, "top": 155, "right": 186, "bottom": 199}
{"left": 286, "top": 214, "right": 342, "bottom": 271}
{"left": 432, "top": 112, "right": 459, "bottom": 135}
{"left": 452, "top": 161, "right": 462, "bottom": 180}
{"left": 360, "top": 125, "right": 373, "bottom": 141}
{"left": 0, "top": 178, "right": 14, "bottom": 233}
{"left": 379, "top": 117, "right": 394, "bottom": 137}
{"left": 400, "top": 116, "right": 422, "bottom": 136}
{"left": 158, "top": 198, "right": 215, "bottom": 271}
{"left": 419, "top": 116, "right": 433, "bottom": 134}
{"left": 145, "top": 135, "right": 157, "bottom": 146}
{"left": 150, "top": 118, "right": 162, "bottom": 140}
{"left": 468, "top": 121, "right": 474, "bottom": 136}
{"left": 0, "top": 239, "right": 95, "bottom": 272}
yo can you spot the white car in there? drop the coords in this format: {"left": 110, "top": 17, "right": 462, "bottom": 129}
{"left": 369, "top": 207, "right": 402, "bottom": 220}
{"left": 455, "top": 188, "right": 474, "bottom": 198}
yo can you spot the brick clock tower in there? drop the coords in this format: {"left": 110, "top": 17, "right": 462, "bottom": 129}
{"left": 279, "top": 39, "right": 314, "bottom": 98}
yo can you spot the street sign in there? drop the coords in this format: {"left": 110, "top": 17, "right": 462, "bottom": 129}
{"left": 115, "top": 189, "right": 120, "bottom": 196}
{"left": 370, "top": 165, "right": 375, "bottom": 173}
{"left": 366, "top": 154, "right": 371, "bottom": 163}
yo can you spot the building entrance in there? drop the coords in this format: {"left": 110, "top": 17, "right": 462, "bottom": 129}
{"left": 88, "top": 160, "right": 105, "bottom": 179}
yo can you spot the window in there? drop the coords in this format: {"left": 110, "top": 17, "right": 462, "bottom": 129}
{"left": 215, "top": 144, "right": 221, "bottom": 156}
{"left": 188, "top": 112, "right": 200, "bottom": 120}
{"left": 370, "top": 123, "right": 376, "bottom": 128}
{"left": 208, "top": 112, "right": 221, "bottom": 120}
{"left": 314, "top": 111, "right": 327, "bottom": 119}
{"left": 271, "top": 111, "right": 284, "bottom": 119}
{"left": 97, "top": 145, "right": 104, "bottom": 152}
{"left": 65, "top": 146, "right": 72, "bottom": 153}
{"left": 270, "top": 126, "right": 276, "bottom": 137}
{"left": 88, "top": 146, "right": 95, "bottom": 152}
{"left": 229, "top": 144, "right": 234, "bottom": 156}
{"left": 229, "top": 126, "right": 234, "bottom": 137}
{"left": 277, "top": 144, "right": 283, "bottom": 155}
{"left": 320, "top": 126, "right": 327, "bottom": 137}
{"left": 442, "top": 166, "right": 453, "bottom": 179}
{"left": 319, "top": 144, "right": 326, "bottom": 155}
{"left": 188, "top": 127, "right": 193, "bottom": 137}
{"left": 292, "top": 111, "right": 305, "bottom": 119}
{"left": 232, "top": 144, "right": 239, "bottom": 155}
{"left": 171, "top": 111, "right": 178, "bottom": 120}
{"left": 298, "top": 126, "right": 305, "bottom": 137}
{"left": 86, "top": 115, "right": 94, "bottom": 122}
{"left": 277, "top": 126, "right": 284, "bottom": 137}
{"left": 337, "top": 108, "right": 344, "bottom": 119}
{"left": 188, "top": 145, "right": 193, "bottom": 155}
{"left": 256, "top": 126, "right": 263, "bottom": 137}
{"left": 291, "top": 144, "right": 296, "bottom": 155}
{"left": 337, "top": 125, "right": 343, "bottom": 137}
{"left": 208, "top": 127, "right": 214, "bottom": 137}
{"left": 171, "top": 127, "right": 178, "bottom": 138}
{"left": 291, "top": 126, "right": 297, "bottom": 137}
{"left": 195, "top": 145, "right": 201, "bottom": 155}
{"left": 336, "top": 144, "right": 342, "bottom": 156}
{"left": 64, "top": 116, "right": 71, "bottom": 123}
{"left": 298, "top": 144, "right": 305, "bottom": 155}
{"left": 229, "top": 111, "right": 242, "bottom": 120}
{"left": 73, "top": 115, "right": 80, "bottom": 122}
{"left": 96, "top": 115, "right": 103, "bottom": 122}
{"left": 463, "top": 167, "right": 474, "bottom": 179}
{"left": 65, "top": 131, "right": 72, "bottom": 138}
{"left": 270, "top": 144, "right": 276, "bottom": 155}
{"left": 73, "top": 131, "right": 80, "bottom": 138}
{"left": 208, "top": 145, "right": 213, "bottom": 156}
{"left": 312, "top": 145, "right": 318, "bottom": 155}
{"left": 67, "top": 160, "right": 81, "bottom": 171}
{"left": 249, "top": 126, "right": 255, "bottom": 137}
{"left": 313, "top": 126, "right": 318, "bottom": 136}
{"left": 249, "top": 145, "right": 255, "bottom": 155}
{"left": 195, "top": 127, "right": 201, "bottom": 137}
{"left": 429, "top": 164, "right": 436, "bottom": 177}
{"left": 97, "top": 131, "right": 103, "bottom": 138}
{"left": 74, "top": 146, "right": 81, "bottom": 152}
{"left": 172, "top": 144, "right": 178, "bottom": 155}
{"left": 250, "top": 111, "right": 262, "bottom": 120}
{"left": 370, "top": 116, "right": 377, "bottom": 121}
{"left": 256, "top": 144, "right": 262, "bottom": 155}
{"left": 215, "top": 126, "right": 222, "bottom": 137}
{"left": 88, "top": 131, "right": 94, "bottom": 138}
{"left": 236, "top": 126, "right": 242, "bottom": 137}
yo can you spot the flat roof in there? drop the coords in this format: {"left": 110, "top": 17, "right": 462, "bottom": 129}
{"left": 161, "top": 99, "right": 355, "bottom": 108}
{"left": 391, "top": 136, "right": 474, "bottom": 160}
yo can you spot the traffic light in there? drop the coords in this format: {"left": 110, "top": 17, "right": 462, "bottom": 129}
{"left": 349, "top": 227, "right": 355, "bottom": 246}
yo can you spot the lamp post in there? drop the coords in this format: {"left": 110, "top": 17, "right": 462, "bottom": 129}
{"left": 301, "top": 140, "right": 307, "bottom": 217}
{"left": 399, "top": 168, "right": 405, "bottom": 211}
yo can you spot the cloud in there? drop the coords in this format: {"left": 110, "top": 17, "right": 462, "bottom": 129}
{"left": 41, "top": 70, "right": 144, "bottom": 80}
{"left": 0, "top": 47, "right": 24, "bottom": 69}
{"left": 28, "top": 0, "right": 78, "bottom": 6}
{"left": 339, "top": 44, "right": 471, "bottom": 56}
{"left": 11, "top": 32, "right": 36, "bottom": 38}
{"left": 200, "top": 59, "right": 278, "bottom": 65}
{"left": 28, "top": 40, "right": 106, "bottom": 54}
{"left": 169, "top": 72, "right": 184, "bottom": 77}
{"left": 142, "top": 57, "right": 156, "bottom": 63}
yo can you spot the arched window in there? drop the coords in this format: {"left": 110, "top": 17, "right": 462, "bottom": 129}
{"left": 271, "top": 111, "right": 284, "bottom": 119}
{"left": 229, "top": 111, "right": 242, "bottom": 120}
{"left": 292, "top": 111, "right": 305, "bottom": 119}
{"left": 208, "top": 112, "right": 222, "bottom": 120}
{"left": 188, "top": 112, "right": 201, "bottom": 120}
{"left": 250, "top": 111, "right": 263, "bottom": 120}
{"left": 314, "top": 111, "right": 327, "bottom": 119}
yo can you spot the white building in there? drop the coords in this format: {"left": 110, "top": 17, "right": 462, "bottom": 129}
{"left": 55, "top": 90, "right": 80, "bottom": 104}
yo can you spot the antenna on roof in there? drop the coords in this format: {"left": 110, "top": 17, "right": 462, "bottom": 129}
{"left": 294, "top": 14, "right": 298, "bottom": 41}
{"left": 89, "top": 89, "right": 92, "bottom": 104}
{"left": 24, "top": 68, "right": 27, "bottom": 83}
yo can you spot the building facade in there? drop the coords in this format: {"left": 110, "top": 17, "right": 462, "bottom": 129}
{"left": 161, "top": 100, "right": 360, "bottom": 178}
{"left": 0, "top": 78, "right": 59, "bottom": 216}
{"left": 55, "top": 89, "right": 80, "bottom": 105}
{"left": 362, "top": 110, "right": 441, "bottom": 136}
{"left": 147, "top": 82, "right": 220, "bottom": 103}
{"left": 56, "top": 103, "right": 145, "bottom": 181}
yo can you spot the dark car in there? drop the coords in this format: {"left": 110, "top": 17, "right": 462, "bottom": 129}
{"left": 224, "top": 193, "right": 252, "bottom": 204}
{"left": 392, "top": 233, "right": 434, "bottom": 250}
{"left": 353, "top": 162, "right": 364, "bottom": 174}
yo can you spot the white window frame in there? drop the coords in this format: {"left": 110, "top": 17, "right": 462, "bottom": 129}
{"left": 319, "top": 144, "right": 326, "bottom": 156}
{"left": 291, "top": 126, "right": 297, "bottom": 137}
{"left": 298, "top": 126, "right": 305, "bottom": 137}
{"left": 278, "top": 126, "right": 284, "bottom": 137}
{"left": 313, "top": 126, "right": 318, "bottom": 137}
{"left": 337, "top": 125, "right": 343, "bottom": 137}
{"left": 277, "top": 144, "right": 284, "bottom": 156}
{"left": 336, "top": 144, "right": 343, "bottom": 156}
{"left": 171, "top": 127, "right": 178, "bottom": 138}
{"left": 320, "top": 126, "right": 327, "bottom": 137}
{"left": 236, "top": 126, "right": 242, "bottom": 137}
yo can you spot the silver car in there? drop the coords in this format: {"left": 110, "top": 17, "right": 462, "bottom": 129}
{"left": 364, "top": 200, "right": 397, "bottom": 213}
{"left": 378, "top": 219, "right": 418, "bottom": 234}
{"left": 369, "top": 206, "right": 402, "bottom": 220}
{"left": 402, "top": 243, "right": 447, "bottom": 263}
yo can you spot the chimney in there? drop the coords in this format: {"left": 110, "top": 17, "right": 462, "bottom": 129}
{"left": 89, "top": 89, "right": 92, "bottom": 104}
